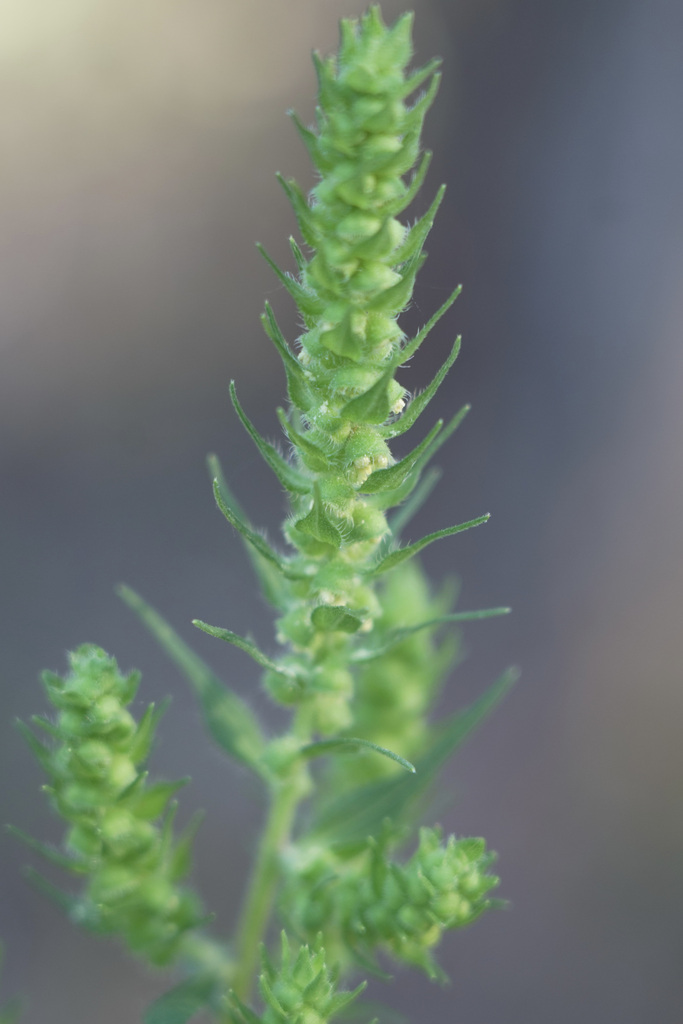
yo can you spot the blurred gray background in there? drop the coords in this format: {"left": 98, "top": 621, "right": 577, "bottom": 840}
{"left": 2, "top": 0, "right": 683, "bottom": 1020}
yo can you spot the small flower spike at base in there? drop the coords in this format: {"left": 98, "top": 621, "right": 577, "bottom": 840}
{"left": 231, "top": 934, "right": 366, "bottom": 1024}
{"left": 15, "top": 645, "right": 208, "bottom": 968}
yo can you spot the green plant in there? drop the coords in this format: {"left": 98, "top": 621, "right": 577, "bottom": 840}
{"left": 11, "top": 7, "right": 515, "bottom": 1022}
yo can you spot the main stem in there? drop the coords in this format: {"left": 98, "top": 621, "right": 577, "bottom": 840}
{"left": 230, "top": 776, "right": 302, "bottom": 1003}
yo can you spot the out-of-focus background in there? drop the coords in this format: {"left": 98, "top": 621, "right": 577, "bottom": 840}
{"left": 1, "top": 0, "right": 682, "bottom": 1020}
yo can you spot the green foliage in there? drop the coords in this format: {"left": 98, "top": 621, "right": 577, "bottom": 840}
{"left": 13, "top": 7, "right": 515, "bottom": 1023}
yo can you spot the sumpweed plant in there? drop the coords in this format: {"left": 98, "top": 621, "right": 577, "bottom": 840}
{"left": 10, "top": 8, "right": 516, "bottom": 1022}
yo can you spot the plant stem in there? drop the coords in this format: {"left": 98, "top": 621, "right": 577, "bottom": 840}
{"left": 230, "top": 776, "right": 303, "bottom": 1003}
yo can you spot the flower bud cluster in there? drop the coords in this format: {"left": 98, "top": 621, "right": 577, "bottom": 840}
{"left": 233, "top": 933, "right": 363, "bottom": 1024}
{"left": 23, "top": 644, "right": 203, "bottom": 965}
{"left": 211, "top": 5, "right": 472, "bottom": 743}
{"left": 329, "top": 562, "right": 458, "bottom": 792}
{"left": 282, "top": 827, "right": 498, "bottom": 978}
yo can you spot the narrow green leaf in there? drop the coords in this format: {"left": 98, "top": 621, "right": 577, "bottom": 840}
{"left": 230, "top": 382, "right": 311, "bottom": 494}
{"left": 382, "top": 150, "right": 432, "bottom": 218}
{"left": 288, "top": 111, "right": 329, "bottom": 172}
{"left": 402, "top": 69, "right": 442, "bottom": 132}
{"left": 6, "top": 825, "right": 89, "bottom": 874}
{"left": 301, "top": 738, "right": 415, "bottom": 774}
{"left": 130, "top": 779, "right": 189, "bottom": 821}
{"left": 341, "top": 367, "right": 395, "bottom": 425}
{"left": 311, "top": 605, "right": 364, "bottom": 633}
{"left": 159, "top": 800, "right": 179, "bottom": 860}
{"left": 23, "top": 867, "right": 98, "bottom": 926}
{"left": 360, "top": 419, "right": 443, "bottom": 494}
{"left": 352, "top": 608, "right": 511, "bottom": 662}
{"left": 212, "top": 478, "right": 304, "bottom": 581}
{"left": 169, "top": 810, "right": 205, "bottom": 883}
{"left": 144, "top": 976, "right": 215, "bottom": 1024}
{"left": 15, "top": 721, "right": 53, "bottom": 774}
{"left": 29, "top": 715, "right": 60, "bottom": 740}
{"left": 127, "top": 701, "right": 166, "bottom": 764}
{"left": 116, "top": 770, "right": 148, "bottom": 804}
{"left": 385, "top": 466, "right": 442, "bottom": 540}
{"left": 256, "top": 243, "right": 323, "bottom": 318}
{"left": 276, "top": 173, "right": 319, "bottom": 248}
{"left": 385, "top": 340, "right": 462, "bottom": 440}
{"left": 277, "top": 408, "right": 331, "bottom": 472}
{"left": 293, "top": 485, "right": 342, "bottom": 549}
{"left": 230, "top": 993, "right": 263, "bottom": 1024}
{"left": 311, "top": 668, "right": 518, "bottom": 842}
{"left": 399, "top": 57, "right": 442, "bottom": 100}
{"left": 390, "top": 184, "right": 446, "bottom": 266}
{"left": 119, "top": 668, "right": 142, "bottom": 704}
{"left": 367, "top": 514, "right": 490, "bottom": 576}
{"left": 367, "top": 252, "right": 426, "bottom": 315}
{"left": 261, "top": 302, "right": 314, "bottom": 411}
{"left": 414, "top": 401, "right": 470, "bottom": 468}
{"left": 208, "top": 455, "right": 289, "bottom": 609}
{"left": 289, "top": 236, "right": 307, "bottom": 275}
{"left": 117, "top": 587, "right": 267, "bottom": 774}
{"left": 384, "top": 284, "right": 461, "bottom": 379}
{"left": 192, "top": 620, "right": 294, "bottom": 679}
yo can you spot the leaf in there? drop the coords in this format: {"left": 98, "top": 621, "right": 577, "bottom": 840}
{"left": 289, "top": 236, "right": 307, "bottom": 275}
{"left": 276, "top": 173, "right": 319, "bottom": 248}
{"left": 367, "top": 514, "right": 490, "bottom": 576}
{"left": 366, "top": 252, "right": 426, "bottom": 316}
{"left": 128, "top": 701, "right": 167, "bottom": 764}
{"left": 129, "top": 779, "right": 189, "bottom": 821}
{"left": 256, "top": 243, "right": 323, "bottom": 318}
{"left": 192, "top": 620, "right": 295, "bottom": 680}
{"left": 208, "top": 455, "right": 289, "bottom": 610}
{"left": 384, "top": 341, "right": 463, "bottom": 440}
{"left": 29, "top": 714, "right": 60, "bottom": 740}
{"left": 15, "top": 720, "right": 53, "bottom": 774}
{"left": 385, "top": 467, "right": 442, "bottom": 540}
{"left": 117, "top": 587, "right": 267, "bottom": 775}
{"left": 144, "top": 976, "right": 215, "bottom": 1024}
{"left": 260, "top": 302, "right": 314, "bottom": 411}
{"left": 300, "top": 738, "right": 415, "bottom": 773}
{"left": 293, "top": 486, "right": 342, "bottom": 549}
{"left": 311, "top": 669, "right": 518, "bottom": 844}
{"left": 23, "top": 867, "right": 100, "bottom": 929}
{"left": 399, "top": 57, "right": 442, "bottom": 100}
{"left": 288, "top": 111, "right": 329, "bottom": 172}
{"left": 212, "top": 478, "right": 304, "bottom": 581}
{"left": 169, "top": 810, "right": 205, "bottom": 882}
{"left": 352, "top": 607, "right": 511, "bottom": 662}
{"left": 311, "top": 605, "right": 364, "bottom": 633}
{"left": 402, "top": 69, "right": 442, "bottom": 132}
{"left": 382, "top": 150, "right": 432, "bottom": 218}
{"left": 389, "top": 184, "right": 445, "bottom": 266}
{"left": 230, "top": 993, "right": 263, "bottom": 1024}
{"left": 359, "top": 419, "right": 442, "bottom": 494}
{"left": 277, "top": 408, "right": 331, "bottom": 472}
{"left": 6, "top": 825, "right": 90, "bottom": 874}
{"left": 230, "top": 382, "right": 310, "bottom": 494}
{"left": 340, "top": 367, "right": 395, "bottom": 425}
{"left": 414, "top": 403, "right": 470, "bottom": 469}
